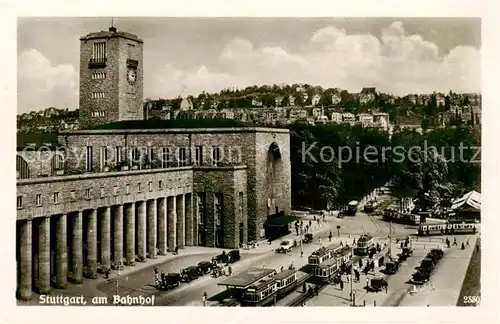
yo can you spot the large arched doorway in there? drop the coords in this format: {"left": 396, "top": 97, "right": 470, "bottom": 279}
{"left": 16, "top": 155, "right": 30, "bottom": 179}
{"left": 265, "top": 142, "right": 282, "bottom": 216}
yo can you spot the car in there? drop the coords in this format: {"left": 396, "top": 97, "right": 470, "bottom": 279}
{"left": 181, "top": 266, "right": 199, "bottom": 282}
{"left": 366, "top": 277, "right": 388, "bottom": 292}
{"left": 197, "top": 261, "right": 212, "bottom": 275}
{"left": 364, "top": 200, "right": 378, "bottom": 213}
{"left": 303, "top": 233, "right": 313, "bottom": 243}
{"left": 384, "top": 261, "right": 399, "bottom": 275}
{"left": 412, "top": 270, "right": 430, "bottom": 284}
{"left": 228, "top": 249, "right": 241, "bottom": 263}
{"left": 276, "top": 239, "right": 296, "bottom": 253}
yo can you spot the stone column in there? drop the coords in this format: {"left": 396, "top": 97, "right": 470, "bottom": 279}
{"left": 37, "top": 217, "right": 50, "bottom": 293}
{"left": 176, "top": 195, "right": 185, "bottom": 248}
{"left": 136, "top": 201, "right": 146, "bottom": 261}
{"left": 184, "top": 193, "right": 194, "bottom": 246}
{"left": 55, "top": 214, "right": 67, "bottom": 289}
{"left": 147, "top": 199, "right": 157, "bottom": 258}
{"left": 17, "top": 220, "right": 32, "bottom": 300}
{"left": 100, "top": 207, "right": 111, "bottom": 269}
{"left": 71, "top": 211, "right": 83, "bottom": 283}
{"left": 193, "top": 194, "right": 199, "bottom": 246}
{"left": 87, "top": 209, "right": 97, "bottom": 278}
{"left": 167, "top": 196, "right": 177, "bottom": 252}
{"left": 113, "top": 205, "right": 123, "bottom": 268}
{"left": 125, "top": 203, "right": 135, "bottom": 266}
{"left": 157, "top": 198, "right": 167, "bottom": 255}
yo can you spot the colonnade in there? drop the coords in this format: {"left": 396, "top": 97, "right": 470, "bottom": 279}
{"left": 16, "top": 193, "right": 193, "bottom": 300}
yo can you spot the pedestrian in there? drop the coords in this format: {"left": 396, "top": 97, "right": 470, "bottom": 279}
{"left": 340, "top": 241, "right": 343, "bottom": 247}
{"left": 359, "top": 258, "right": 362, "bottom": 268}
{"left": 461, "top": 242, "right": 465, "bottom": 250}
{"left": 329, "top": 231, "right": 332, "bottom": 242}
{"left": 301, "top": 251, "right": 304, "bottom": 258}
{"left": 319, "top": 238, "right": 322, "bottom": 246}
{"left": 340, "top": 280, "right": 344, "bottom": 291}
{"left": 228, "top": 266, "right": 232, "bottom": 276}
{"left": 365, "top": 278, "right": 369, "bottom": 288}
{"left": 202, "top": 292, "right": 207, "bottom": 307}
{"left": 476, "top": 244, "right": 479, "bottom": 253}
{"left": 453, "top": 237, "right": 457, "bottom": 246}
{"left": 400, "top": 242, "right": 404, "bottom": 249}
{"left": 466, "top": 239, "right": 470, "bottom": 247}
{"left": 385, "top": 283, "right": 388, "bottom": 293}
{"left": 280, "top": 266, "right": 284, "bottom": 272}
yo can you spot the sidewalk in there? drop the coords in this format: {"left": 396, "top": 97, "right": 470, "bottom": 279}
{"left": 17, "top": 246, "right": 246, "bottom": 306}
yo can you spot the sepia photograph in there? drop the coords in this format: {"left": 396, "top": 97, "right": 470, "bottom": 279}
{"left": 9, "top": 5, "right": 489, "bottom": 317}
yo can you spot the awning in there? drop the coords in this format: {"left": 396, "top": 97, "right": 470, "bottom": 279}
{"left": 451, "top": 190, "right": 481, "bottom": 211}
{"left": 264, "top": 214, "right": 299, "bottom": 226}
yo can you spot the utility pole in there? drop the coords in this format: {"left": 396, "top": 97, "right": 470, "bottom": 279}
{"left": 350, "top": 243, "right": 354, "bottom": 306}
{"left": 388, "top": 222, "right": 392, "bottom": 259}
{"left": 299, "top": 224, "right": 303, "bottom": 257}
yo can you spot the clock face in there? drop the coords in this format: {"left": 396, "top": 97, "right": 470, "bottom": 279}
{"left": 127, "top": 68, "right": 137, "bottom": 85}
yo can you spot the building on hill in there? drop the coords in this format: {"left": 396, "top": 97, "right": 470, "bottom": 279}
{"left": 359, "top": 87, "right": 376, "bottom": 104}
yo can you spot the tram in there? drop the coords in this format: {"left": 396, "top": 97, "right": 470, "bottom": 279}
{"left": 418, "top": 221, "right": 477, "bottom": 236}
{"left": 346, "top": 201, "right": 359, "bottom": 216}
{"left": 314, "top": 258, "right": 339, "bottom": 283}
{"left": 241, "top": 277, "right": 277, "bottom": 306}
{"left": 354, "top": 234, "right": 374, "bottom": 256}
{"left": 275, "top": 269, "right": 298, "bottom": 298}
{"left": 308, "top": 243, "right": 342, "bottom": 267}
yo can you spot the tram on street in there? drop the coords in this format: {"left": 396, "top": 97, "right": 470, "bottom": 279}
{"left": 354, "top": 234, "right": 374, "bottom": 256}
{"left": 417, "top": 221, "right": 477, "bottom": 236}
{"left": 218, "top": 267, "right": 278, "bottom": 307}
{"left": 346, "top": 201, "right": 359, "bottom": 216}
{"left": 275, "top": 269, "right": 298, "bottom": 298}
{"left": 314, "top": 258, "right": 339, "bottom": 283}
{"left": 308, "top": 243, "right": 342, "bottom": 267}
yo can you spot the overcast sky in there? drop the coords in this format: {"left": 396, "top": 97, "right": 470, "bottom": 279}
{"left": 17, "top": 17, "right": 481, "bottom": 113}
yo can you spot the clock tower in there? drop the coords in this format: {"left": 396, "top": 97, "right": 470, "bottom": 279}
{"left": 79, "top": 26, "right": 144, "bottom": 128}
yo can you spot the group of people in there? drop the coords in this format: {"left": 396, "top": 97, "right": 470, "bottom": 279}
{"left": 445, "top": 237, "right": 471, "bottom": 250}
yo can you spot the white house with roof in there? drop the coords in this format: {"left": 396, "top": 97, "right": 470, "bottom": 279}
{"left": 331, "top": 112, "right": 343, "bottom": 123}
{"left": 288, "top": 95, "right": 296, "bottom": 106}
{"left": 342, "top": 112, "right": 356, "bottom": 122}
{"left": 331, "top": 93, "right": 342, "bottom": 105}
{"left": 275, "top": 95, "right": 284, "bottom": 107}
{"left": 311, "top": 94, "right": 321, "bottom": 106}
{"left": 180, "top": 98, "right": 194, "bottom": 111}
{"left": 358, "top": 113, "right": 374, "bottom": 126}
{"left": 359, "top": 87, "right": 377, "bottom": 104}
{"left": 252, "top": 97, "right": 263, "bottom": 107}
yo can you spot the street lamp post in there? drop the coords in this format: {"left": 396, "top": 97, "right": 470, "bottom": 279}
{"left": 350, "top": 243, "right": 354, "bottom": 306}
{"left": 299, "top": 225, "right": 303, "bottom": 257}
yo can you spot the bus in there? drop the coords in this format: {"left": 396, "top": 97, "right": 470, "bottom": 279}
{"left": 346, "top": 201, "right": 359, "bottom": 216}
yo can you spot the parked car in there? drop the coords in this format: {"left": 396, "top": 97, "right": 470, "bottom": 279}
{"left": 197, "top": 261, "right": 212, "bottom": 275}
{"left": 228, "top": 250, "right": 241, "bottom": 263}
{"left": 276, "top": 239, "right": 296, "bottom": 253}
{"left": 181, "top": 266, "right": 199, "bottom": 282}
{"left": 366, "top": 277, "right": 388, "bottom": 292}
{"left": 158, "top": 273, "right": 181, "bottom": 290}
{"left": 412, "top": 270, "right": 430, "bottom": 284}
{"left": 384, "top": 261, "right": 399, "bottom": 275}
{"left": 303, "top": 233, "right": 313, "bottom": 243}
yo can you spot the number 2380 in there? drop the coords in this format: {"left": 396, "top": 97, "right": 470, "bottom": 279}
{"left": 463, "top": 296, "right": 480, "bottom": 304}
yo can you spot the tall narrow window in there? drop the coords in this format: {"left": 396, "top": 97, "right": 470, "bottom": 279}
{"left": 212, "top": 146, "right": 221, "bottom": 166}
{"left": 195, "top": 146, "right": 203, "bottom": 166}
{"left": 178, "top": 147, "right": 187, "bottom": 167}
{"left": 17, "top": 196, "right": 23, "bottom": 209}
{"left": 92, "top": 42, "right": 106, "bottom": 61}
{"left": 239, "top": 192, "right": 244, "bottom": 219}
{"left": 161, "top": 147, "right": 170, "bottom": 168}
{"left": 197, "top": 193, "right": 205, "bottom": 225}
{"left": 116, "top": 146, "right": 122, "bottom": 164}
{"left": 36, "top": 194, "right": 42, "bottom": 206}
{"left": 214, "top": 194, "right": 222, "bottom": 226}
{"left": 100, "top": 146, "right": 108, "bottom": 169}
{"left": 147, "top": 147, "right": 154, "bottom": 166}
{"left": 86, "top": 146, "right": 93, "bottom": 172}
{"left": 53, "top": 192, "right": 60, "bottom": 204}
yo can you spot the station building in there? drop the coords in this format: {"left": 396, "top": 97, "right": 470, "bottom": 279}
{"left": 15, "top": 26, "right": 291, "bottom": 300}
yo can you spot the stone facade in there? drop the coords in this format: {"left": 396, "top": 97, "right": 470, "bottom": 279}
{"left": 79, "top": 28, "right": 144, "bottom": 128}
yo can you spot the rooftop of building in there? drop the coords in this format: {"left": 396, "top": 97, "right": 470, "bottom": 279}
{"left": 218, "top": 267, "right": 276, "bottom": 289}
{"left": 60, "top": 118, "right": 289, "bottom": 135}
{"left": 80, "top": 26, "right": 143, "bottom": 43}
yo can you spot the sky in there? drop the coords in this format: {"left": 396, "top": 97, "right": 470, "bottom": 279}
{"left": 17, "top": 17, "right": 481, "bottom": 114}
